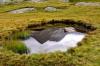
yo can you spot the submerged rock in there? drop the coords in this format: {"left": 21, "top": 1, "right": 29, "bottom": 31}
{"left": 31, "top": 28, "right": 65, "bottom": 43}
{"left": 9, "top": 8, "right": 36, "bottom": 14}
{"left": 31, "top": 27, "right": 77, "bottom": 44}
{"left": 75, "top": 2, "right": 100, "bottom": 6}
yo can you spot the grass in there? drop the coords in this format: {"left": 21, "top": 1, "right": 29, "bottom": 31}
{"left": 11, "top": 30, "right": 30, "bottom": 40}
{"left": 0, "top": 1, "right": 100, "bottom": 66}
{"left": 2, "top": 40, "right": 29, "bottom": 54}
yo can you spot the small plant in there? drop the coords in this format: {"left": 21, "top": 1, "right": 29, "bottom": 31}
{"left": 3, "top": 40, "right": 29, "bottom": 54}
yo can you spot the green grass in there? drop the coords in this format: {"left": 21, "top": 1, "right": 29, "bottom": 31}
{"left": 2, "top": 40, "right": 29, "bottom": 54}
{"left": 0, "top": 1, "right": 71, "bottom": 13}
{"left": 0, "top": 1, "right": 100, "bottom": 66}
{"left": 11, "top": 30, "right": 30, "bottom": 40}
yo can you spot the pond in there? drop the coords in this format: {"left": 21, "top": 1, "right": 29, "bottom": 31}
{"left": 22, "top": 27, "right": 86, "bottom": 54}
{"left": 3, "top": 20, "right": 95, "bottom": 54}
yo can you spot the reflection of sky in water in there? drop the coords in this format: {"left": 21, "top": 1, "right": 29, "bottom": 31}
{"left": 22, "top": 32, "right": 85, "bottom": 54}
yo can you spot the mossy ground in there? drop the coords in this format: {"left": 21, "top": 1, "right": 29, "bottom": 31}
{"left": 0, "top": 1, "right": 100, "bottom": 66}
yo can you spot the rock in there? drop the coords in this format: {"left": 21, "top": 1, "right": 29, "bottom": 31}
{"left": 59, "top": 0, "right": 69, "bottom": 2}
{"left": 31, "top": 28, "right": 58, "bottom": 43}
{"left": 31, "top": 27, "right": 77, "bottom": 44}
{"left": 49, "top": 28, "right": 67, "bottom": 41}
{"left": 31, "top": 28, "right": 67, "bottom": 43}
{"left": 64, "top": 27, "right": 76, "bottom": 33}
{"left": 9, "top": 8, "right": 36, "bottom": 14}
{"left": 30, "top": 0, "right": 45, "bottom": 3}
{"left": 44, "top": 7, "right": 57, "bottom": 12}
{"left": 0, "top": 0, "right": 24, "bottom": 4}
{"left": 75, "top": 2, "right": 100, "bottom": 6}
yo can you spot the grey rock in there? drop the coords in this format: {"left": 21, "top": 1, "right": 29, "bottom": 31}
{"left": 0, "top": 0, "right": 24, "bottom": 4}
{"left": 44, "top": 7, "right": 57, "bottom": 12}
{"left": 0, "top": 0, "right": 4, "bottom": 3}
{"left": 64, "top": 27, "right": 76, "bottom": 33}
{"left": 75, "top": 2, "right": 100, "bottom": 6}
{"left": 59, "top": 0, "right": 69, "bottom": 2}
{"left": 9, "top": 8, "right": 36, "bottom": 14}
{"left": 31, "top": 27, "right": 76, "bottom": 44}
{"left": 30, "top": 0, "right": 45, "bottom": 3}
{"left": 49, "top": 28, "right": 67, "bottom": 41}
{"left": 0, "top": 0, "right": 11, "bottom": 3}
{"left": 31, "top": 28, "right": 59, "bottom": 43}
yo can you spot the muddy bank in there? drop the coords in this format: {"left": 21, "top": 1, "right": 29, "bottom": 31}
{"left": 27, "top": 19, "right": 96, "bottom": 33}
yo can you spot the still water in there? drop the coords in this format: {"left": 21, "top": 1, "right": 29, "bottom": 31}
{"left": 22, "top": 32, "right": 85, "bottom": 54}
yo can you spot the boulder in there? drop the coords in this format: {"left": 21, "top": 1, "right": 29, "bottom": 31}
{"left": 44, "top": 7, "right": 57, "bottom": 12}
{"left": 9, "top": 8, "right": 36, "bottom": 14}
{"left": 75, "top": 2, "right": 100, "bottom": 6}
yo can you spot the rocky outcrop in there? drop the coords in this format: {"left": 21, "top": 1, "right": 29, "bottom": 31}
{"left": 9, "top": 8, "right": 36, "bottom": 14}
{"left": 75, "top": 2, "right": 100, "bottom": 6}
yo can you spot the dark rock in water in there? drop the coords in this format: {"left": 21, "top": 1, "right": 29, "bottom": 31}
{"left": 49, "top": 28, "right": 67, "bottom": 41}
{"left": 31, "top": 28, "right": 57, "bottom": 43}
{"left": 31, "top": 28, "right": 67, "bottom": 44}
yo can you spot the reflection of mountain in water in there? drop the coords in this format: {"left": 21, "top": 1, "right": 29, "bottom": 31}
{"left": 22, "top": 27, "right": 85, "bottom": 54}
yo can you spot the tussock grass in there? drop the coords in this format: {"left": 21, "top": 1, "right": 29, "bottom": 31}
{"left": 2, "top": 40, "right": 29, "bottom": 54}
{"left": 0, "top": 1, "right": 100, "bottom": 66}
